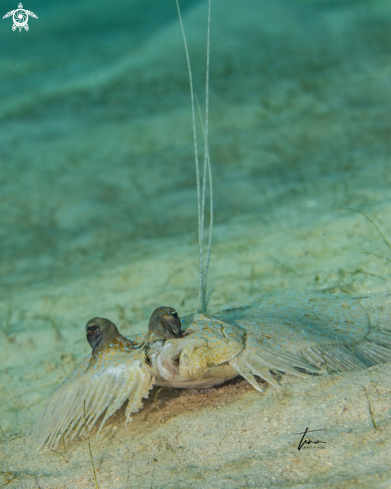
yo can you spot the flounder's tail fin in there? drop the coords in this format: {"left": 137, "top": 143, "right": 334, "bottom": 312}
{"left": 224, "top": 291, "right": 391, "bottom": 391}
{"left": 300, "top": 330, "right": 391, "bottom": 373}
{"left": 228, "top": 294, "right": 391, "bottom": 391}
{"left": 300, "top": 293, "right": 391, "bottom": 372}
{"left": 228, "top": 332, "right": 391, "bottom": 392}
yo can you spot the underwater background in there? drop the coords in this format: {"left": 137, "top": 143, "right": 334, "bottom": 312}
{"left": 1, "top": 0, "right": 391, "bottom": 487}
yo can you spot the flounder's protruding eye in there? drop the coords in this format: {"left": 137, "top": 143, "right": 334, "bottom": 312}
{"left": 163, "top": 310, "right": 182, "bottom": 338}
{"left": 86, "top": 321, "right": 102, "bottom": 349}
{"left": 147, "top": 306, "right": 182, "bottom": 340}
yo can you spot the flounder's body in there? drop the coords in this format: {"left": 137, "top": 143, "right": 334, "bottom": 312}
{"left": 34, "top": 292, "right": 391, "bottom": 449}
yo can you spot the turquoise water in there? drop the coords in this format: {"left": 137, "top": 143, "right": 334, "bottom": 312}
{"left": 1, "top": 0, "right": 391, "bottom": 487}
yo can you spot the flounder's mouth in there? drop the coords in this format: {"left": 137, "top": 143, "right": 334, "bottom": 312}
{"left": 156, "top": 340, "right": 186, "bottom": 381}
{"left": 151, "top": 314, "right": 246, "bottom": 383}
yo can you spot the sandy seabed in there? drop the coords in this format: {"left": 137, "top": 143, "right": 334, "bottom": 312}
{"left": 1, "top": 0, "right": 391, "bottom": 487}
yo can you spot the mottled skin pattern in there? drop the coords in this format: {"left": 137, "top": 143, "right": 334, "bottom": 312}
{"left": 146, "top": 313, "right": 245, "bottom": 387}
{"left": 34, "top": 292, "right": 391, "bottom": 449}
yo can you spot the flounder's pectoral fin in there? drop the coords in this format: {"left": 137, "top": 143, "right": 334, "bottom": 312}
{"left": 229, "top": 341, "right": 323, "bottom": 392}
{"left": 33, "top": 350, "right": 153, "bottom": 449}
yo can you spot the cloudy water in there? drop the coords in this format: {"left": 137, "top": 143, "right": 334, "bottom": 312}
{"left": 1, "top": 1, "right": 391, "bottom": 487}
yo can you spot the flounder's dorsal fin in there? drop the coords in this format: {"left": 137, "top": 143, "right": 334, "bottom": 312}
{"left": 225, "top": 291, "right": 391, "bottom": 390}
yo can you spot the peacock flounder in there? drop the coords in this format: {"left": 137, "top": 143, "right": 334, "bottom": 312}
{"left": 34, "top": 291, "right": 391, "bottom": 449}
